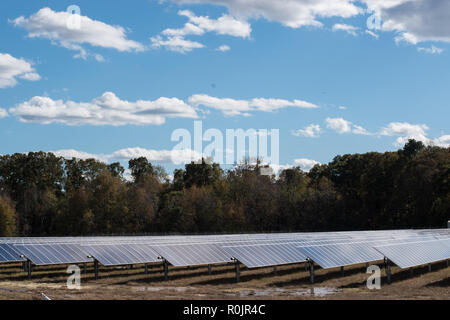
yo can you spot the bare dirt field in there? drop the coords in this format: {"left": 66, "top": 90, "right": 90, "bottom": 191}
{"left": 0, "top": 261, "right": 448, "bottom": 300}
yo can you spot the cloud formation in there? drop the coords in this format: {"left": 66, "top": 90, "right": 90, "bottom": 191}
{"left": 364, "top": 0, "right": 450, "bottom": 44}
{"left": 12, "top": 7, "right": 144, "bottom": 60}
{"left": 325, "top": 117, "right": 370, "bottom": 135}
{"left": 294, "top": 158, "right": 321, "bottom": 171}
{"left": 0, "top": 53, "right": 41, "bottom": 88}
{"left": 0, "top": 108, "right": 8, "bottom": 118}
{"left": 189, "top": 94, "right": 319, "bottom": 117}
{"left": 216, "top": 45, "right": 231, "bottom": 52}
{"left": 151, "top": 10, "right": 250, "bottom": 53}
{"left": 171, "top": 0, "right": 361, "bottom": 28}
{"left": 292, "top": 124, "right": 321, "bottom": 138}
{"left": 51, "top": 147, "right": 203, "bottom": 164}
{"left": 10, "top": 92, "right": 198, "bottom": 126}
{"left": 332, "top": 23, "right": 359, "bottom": 36}
{"left": 380, "top": 122, "right": 449, "bottom": 147}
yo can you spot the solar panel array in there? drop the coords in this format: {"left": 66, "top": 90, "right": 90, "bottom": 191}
{"left": 0, "top": 229, "right": 449, "bottom": 277}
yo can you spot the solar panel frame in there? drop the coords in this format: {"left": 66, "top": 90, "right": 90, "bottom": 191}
{"left": 13, "top": 244, "right": 93, "bottom": 266}
{"left": 373, "top": 239, "right": 450, "bottom": 268}
{"left": 81, "top": 244, "right": 161, "bottom": 266}
{"left": 221, "top": 242, "right": 308, "bottom": 268}
{"left": 150, "top": 243, "right": 232, "bottom": 267}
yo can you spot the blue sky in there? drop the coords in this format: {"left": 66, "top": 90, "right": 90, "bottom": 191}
{"left": 0, "top": 0, "right": 449, "bottom": 175}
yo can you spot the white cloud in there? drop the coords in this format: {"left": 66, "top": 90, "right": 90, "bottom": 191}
{"left": 177, "top": 10, "right": 251, "bottom": 38}
{"left": 151, "top": 10, "right": 250, "bottom": 53}
{"left": 150, "top": 35, "right": 204, "bottom": 53}
{"left": 0, "top": 53, "right": 41, "bottom": 88}
{"left": 332, "top": 23, "right": 359, "bottom": 36}
{"left": 292, "top": 124, "right": 321, "bottom": 138}
{"left": 363, "top": 0, "right": 450, "bottom": 44}
{"left": 51, "top": 149, "right": 108, "bottom": 162}
{"left": 434, "top": 135, "right": 450, "bottom": 148}
{"left": 170, "top": 0, "right": 362, "bottom": 29}
{"left": 338, "top": 105, "right": 348, "bottom": 110}
{"left": 216, "top": 45, "right": 231, "bottom": 52}
{"left": 380, "top": 122, "right": 430, "bottom": 146}
{"left": 52, "top": 147, "right": 203, "bottom": 164}
{"left": 365, "top": 30, "right": 379, "bottom": 39}
{"left": 325, "top": 117, "right": 352, "bottom": 134}
{"left": 293, "top": 158, "right": 321, "bottom": 171}
{"left": 325, "top": 117, "right": 370, "bottom": 135}
{"left": 189, "top": 94, "right": 318, "bottom": 117}
{"left": 10, "top": 92, "right": 198, "bottom": 126}
{"left": 417, "top": 45, "right": 443, "bottom": 54}
{"left": 12, "top": 7, "right": 144, "bottom": 60}
{"left": 352, "top": 125, "right": 371, "bottom": 136}
{"left": 379, "top": 122, "right": 449, "bottom": 147}
{"left": 111, "top": 147, "right": 203, "bottom": 163}
{"left": 0, "top": 108, "right": 9, "bottom": 118}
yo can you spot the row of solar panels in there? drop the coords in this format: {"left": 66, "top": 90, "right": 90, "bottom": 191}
{"left": 1, "top": 229, "right": 449, "bottom": 271}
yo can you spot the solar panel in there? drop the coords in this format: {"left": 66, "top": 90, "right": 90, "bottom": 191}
{"left": 297, "top": 241, "right": 385, "bottom": 269}
{"left": 13, "top": 244, "right": 93, "bottom": 265}
{"left": 373, "top": 239, "right": 450, "bottom": 269}
{"left": 81, "top": 244, "right": 160, "bottom": 266}
{"left": 0, "top": 243, "right": 25, "bottom": 263}
{"left": 222, "top": 243, "right": 307, "bottom": 268}
{"left": 150, "top": 243, "right": 232, "bottom": 267}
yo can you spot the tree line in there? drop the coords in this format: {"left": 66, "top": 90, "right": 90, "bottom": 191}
{"left": 0, "top": 140, "right": 448, "bottom": 236}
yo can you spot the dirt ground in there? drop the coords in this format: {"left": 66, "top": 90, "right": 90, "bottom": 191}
{"left": 0, "top": 261, "right": 448, "bottom": 300}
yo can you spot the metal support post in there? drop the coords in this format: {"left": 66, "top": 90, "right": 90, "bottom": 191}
{"left": 94, "top": 259, "right": 99, "bottom": 280}
{"left": 27, "top": 260, "right": 32, "bottom": 280}
{"left": 309, "top": 260, "right": 315, "bottom": 284}
{"left": 208, "top": 264, "right": 212, "bottom": 275}
{"left": 164, "top": 260, "right": 168, "bottom": 281}
{"left": 235, "top": 260, "right": 240, "bottom": 283}
{"left": 386, "top": 259, "right": 391, "bottom": 284}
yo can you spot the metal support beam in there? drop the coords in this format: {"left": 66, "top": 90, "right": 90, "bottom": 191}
{"left": 340, "top": 266, "right": 344, "bottom": 276}
{"left": 83, "top": 263, "right": 87, "bottom": 274}
{"left": 309, "top": 260, "right": 315, "bottom": 284}
{"left": 428, "top": 264, "right": 432, "bottom": 272}
{"left": 410, "top": 268, "right": 414, "bottom": 277}
{"left": 273, "top": 266, "right": 277, "bottom": 275}
{"left": 94, "top": 260, "right": 99, "bottom": 280}
{"left": 304, "top": 261, "right": 308, "bottom": 272}
{"left": 366, "top": 263, "right": 369, "bottom": 269}
{"left": 208, "top": 264, "right": 212, "bottom": 275}
{"left": 386, "top": 259, "right": 391, "bottom": 284}
{"left": 163, "top": 260, "right": 168, "bottom": 281}
{"left": 23, "top": 261, "right": 27, "bottom": 273}
{"left": 235, "top": 261, "right": 240, "bottom": 283}
{"left": 145, "top": 264, "right": 149, "bottom": 275}
{"left": 27, "top": 260, "right": 32, "bottom": 280}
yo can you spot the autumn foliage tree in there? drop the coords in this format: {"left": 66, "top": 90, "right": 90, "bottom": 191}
{"left": 0, "top": 140, "right": 448, "bottom": 236}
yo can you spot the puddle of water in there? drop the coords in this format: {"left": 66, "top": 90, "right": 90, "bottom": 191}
{"left": 236, "top": 287, "right": 341, "bottom": 297}
{"left": 292, "top": 287, "right": 341, "bottom": 297}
